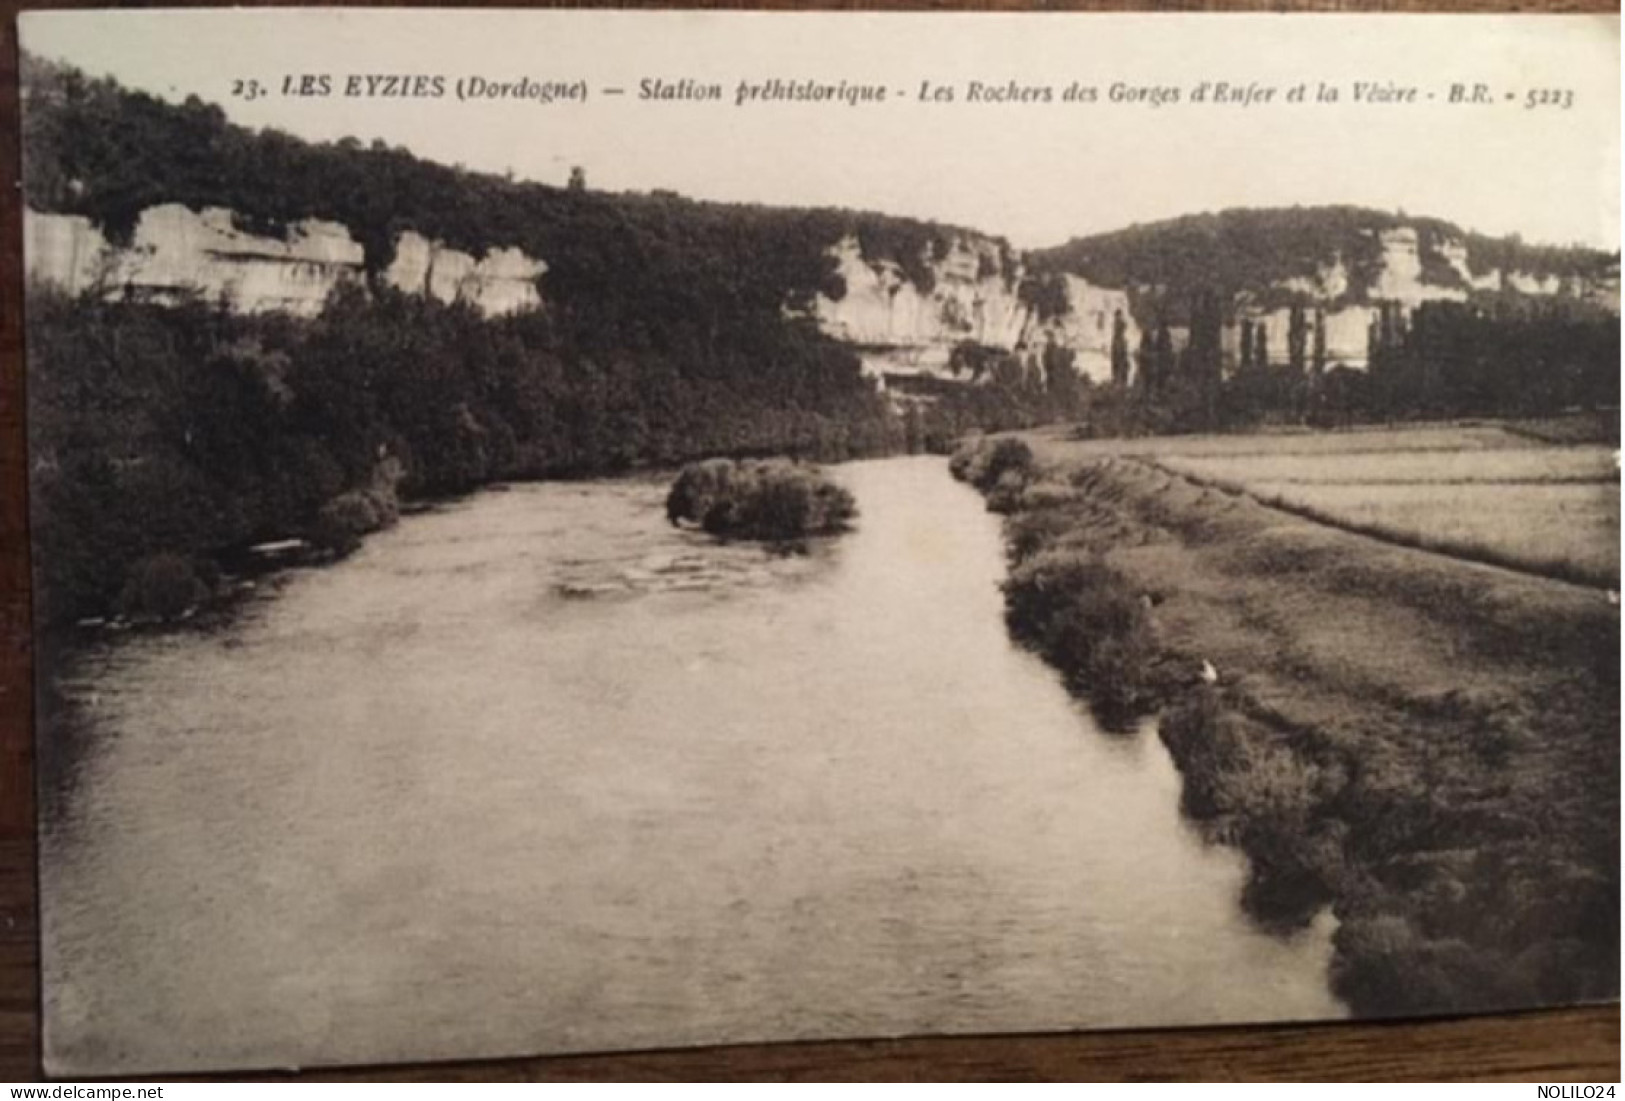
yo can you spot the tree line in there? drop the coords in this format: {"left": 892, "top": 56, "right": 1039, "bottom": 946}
{"left": 1066, "top": 291, "right": 1618, "bottom": 437}
{"left": 26, "top": 286, "right": 905, "bottom": 625}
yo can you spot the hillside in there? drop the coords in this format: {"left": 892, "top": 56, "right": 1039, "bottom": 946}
{"left": 22, "top": 54, "right": 990, "bottom": 323}
{"left": 23, "top": 53, "right": 1618, "bottom": 388}
{"left": 1031, "top": 206, "right": 1620, "bottom": 317}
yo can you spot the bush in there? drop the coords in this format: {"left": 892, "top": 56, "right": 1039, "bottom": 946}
{"left": 665, "top": 458, "right": 738, "bottom": 529}
{"left": 1002, "top": 548, "right": 1160, "bottom": 721}
{"left": 1331, "top": 912, "right": 1507, "bottom": 1014}
{"left": 947, "top": 439, "right": 981, "bottom": 483}
{"left": 117, "top": 552, "right": 209, "bottom": 621}
{"left": 949, "top": 436, "right": 1037, "bottom": 494}
{"left": 667, "top": 458, "right": 856, "bottom": 541}
{"left": 985, "top": 469, "right": 1030, "bottom": 515}
{"left": 311, "top": 460, "right": 403, "bottom": 556}
{"left": 980, "top": 437, "right": 1037, "bottom": 489}
{"left": 313, "top": 493, "right": 376, "bottom": 556}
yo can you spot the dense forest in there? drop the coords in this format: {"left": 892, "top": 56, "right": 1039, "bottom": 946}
{"left": 1364, "top": 298, "right": 1622, "bottom": 422}
{"left": 29, "top": 285, "right": 906, "bottom": 625}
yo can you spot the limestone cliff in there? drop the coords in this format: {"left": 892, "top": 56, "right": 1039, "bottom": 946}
{"left": 1023, "top": 275, "right": 1141, "bottom": 384}
{"left": 812, "top": 235, "right": 1023, "bottom": 351}
{"left": 25, "top": 205, "right": 546, "bottom": 319}
{"left": 383, "top": 232, "right": 546, "bottom": 316}
{"left": 808, "top": 235, "right": 1139, "bottom": 386}
{"left": 25, "top": 204, "right": 365, "bottom": 314}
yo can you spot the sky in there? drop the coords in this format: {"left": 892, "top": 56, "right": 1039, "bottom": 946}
{"left": 18, "top": 9, "right": 1622, "bottom": 251}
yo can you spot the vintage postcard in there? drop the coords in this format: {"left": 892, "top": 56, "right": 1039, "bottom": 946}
{"left": 18, "top": 8, "right": 1620, "bottom": 1077}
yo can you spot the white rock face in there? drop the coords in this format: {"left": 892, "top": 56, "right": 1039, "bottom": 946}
{"left": 1320, "top": 307, "right": 1379, "bottom": 368}
{"left": 1371, "top": 227, "right": 1468, "bottom": 306}
{"left": 23, "top": 209, "right": 113, "bottom": 294}
{"left": 814, "top": 235, "right": 1026, "bottom": 349}
{"left": 1582, "top": 266, "right": 1622, "bottom": 313}
{"left": 810, "top": 224, "right": 1575, "bottom": 384}
{"left": 1438, "top": 239, "right": 1502, "bottom": 292}
{"left": 25, "top": 204, "right": 365, "bottom": 315}
{"left": 1023, "top": 274, "right": 1141, "bottom": 384}
{"left": 25, "top": 206, "right": 546, "bottom": 319}
{"left": 810, "top": 235, "right": 1137, "bottom": 385}
{"left": 28, "top": 203, "right": 1615, "bottom": 382}
{"left": 1503, "top": 270, "right": 1564, "bottom": 296}
{"left": 384, "top": 232, "right": 546, "bottom": 317}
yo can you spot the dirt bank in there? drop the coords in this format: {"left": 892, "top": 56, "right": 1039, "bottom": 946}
{"left": 954, "top": 437, "right": 1619, "bottom": 1018}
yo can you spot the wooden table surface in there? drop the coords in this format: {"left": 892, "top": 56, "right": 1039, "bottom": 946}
{"left": 0, "top": 0, "right": 1617, "bottom": 1082}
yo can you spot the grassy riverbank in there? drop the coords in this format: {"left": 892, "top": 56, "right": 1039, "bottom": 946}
{"left": 953, "top": 427, "right": 1620, "bottom": 1017}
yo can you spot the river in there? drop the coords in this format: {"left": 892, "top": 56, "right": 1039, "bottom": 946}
{"left": 41, "top": 456, "right": 1342, "bottom": 1075}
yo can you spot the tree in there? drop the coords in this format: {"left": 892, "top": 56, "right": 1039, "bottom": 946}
{"left": 568, "top": 165, "right": 587, "bottom": 191}
{"left": 1110, "top": 309, "right": 1131, "bottom": 388}
{"left": 1137, "top": 326, "right": 1156, "bottom": 395}
{"left": 1288, "top": 303, "right": 1309, "bottom": 377}
{"left": 1153, "top": 321, "right": 1176, "bottom": 396}
{"left": 1187, "top": 290, "right": 1223, "bottom": 386}
{"left": 1044, "top": 343, "right": 1084, "bottom": 416}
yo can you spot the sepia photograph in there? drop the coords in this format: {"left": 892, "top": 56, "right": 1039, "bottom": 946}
{"left": 14, "top": 8, "right": 1621, "bottom": 1078}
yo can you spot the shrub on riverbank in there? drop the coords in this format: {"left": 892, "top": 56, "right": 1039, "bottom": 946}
{"left": 949, "top": 436, "right": 1036, "bottom": 498}
{"left": 310, "top": 459, "right": 404, "bottom": 556}
{"left": 666, "top": 459, "right": 856, "bottom": 541}
{"left": 1160, "top": 688, "right": 1344, "bottom": 928}
{"left": 117, "top": 552, "right": 211, "bottom": 622}
{"left": 961, "top": 436, "right": 1620, "bottom": 1018}
{"left": 1002, "top": 548, "right": 1162, "bottom": 723}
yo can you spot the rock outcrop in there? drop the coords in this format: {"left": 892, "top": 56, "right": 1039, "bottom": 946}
{"left": 26, "top": 204, "right": 365, "bottom": 315}
{"left": 813, "top": 235, "right": 1022, "bottom": 347}
{"left": 1370, "top": 227, "right": 1470, "bottom": 306}
{"left": 1023, "top": 274, "right": 1141, "bottom": 383}
{"left": 1035, "top": 211, "right": 1620, "bottom": 381}
{"left": 383, "top": 232, "right": 546, "bottom": 316}
{"left": 23, "top": 210, "right": 110, "bottom": 296}
{"left": 808, "top": 234, "right": 1139, "bottom": 386}
{"left": 24, "top": 205, "right": 546, "bottom": 319}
